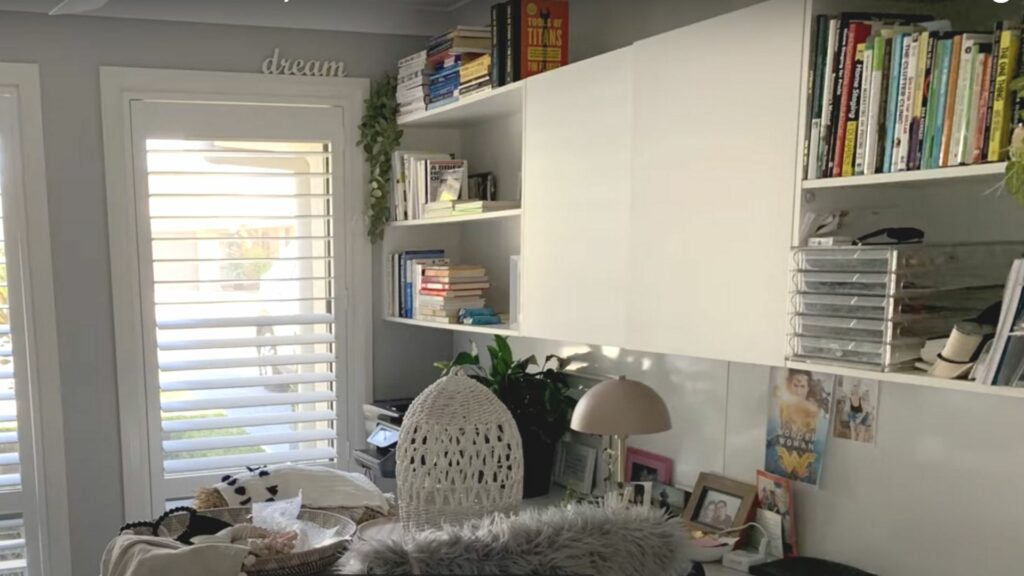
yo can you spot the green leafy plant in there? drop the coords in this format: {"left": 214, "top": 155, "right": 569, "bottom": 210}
{"left": 357, "top": 75, "right": 403, "bottom": 243}
{"left": 436, "top": 335, "right": 577, "bottom": 446}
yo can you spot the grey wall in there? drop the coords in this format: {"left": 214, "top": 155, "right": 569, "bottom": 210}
{"left": 452, "top": 0, "right": 766, "bottom": 62}
{"left": 0, "top": 12, "right": 424, "bottom": 575}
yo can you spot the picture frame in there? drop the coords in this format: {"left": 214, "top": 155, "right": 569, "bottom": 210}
{"left": 627, "top": 481, "right": 652, "bottom": 507}
{"left": 553, "top": 440, "right": 597, "bottom": 494}
{"left": 681, "top": 472, "right": 757, "bottom": 533}
{"left": 650, "top": 482, "right": 691, "bottom": 517}
{"left": 625, "top": 447, "right": 673, "bottom": 484}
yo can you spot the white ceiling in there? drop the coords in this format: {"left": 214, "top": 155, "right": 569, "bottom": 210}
{"left": 0, "top": 0, "right": 480, "bottom": 36}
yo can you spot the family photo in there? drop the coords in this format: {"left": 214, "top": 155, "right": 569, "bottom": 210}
{"left": 696, "top": 490, "right": 742, "bottom": 530}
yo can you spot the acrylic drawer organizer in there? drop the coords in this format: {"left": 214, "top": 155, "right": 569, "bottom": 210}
{"left": 789, "top": 243, "right": 1024, "bottom": 371}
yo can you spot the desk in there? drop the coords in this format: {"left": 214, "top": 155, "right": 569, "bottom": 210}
{"left": 703, "top": 563, "right": 748, "bottom": 575}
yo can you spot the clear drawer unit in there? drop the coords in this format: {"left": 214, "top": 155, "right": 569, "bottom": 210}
{"left": 789, "top": 244, "right": 1024, "bottom": 371}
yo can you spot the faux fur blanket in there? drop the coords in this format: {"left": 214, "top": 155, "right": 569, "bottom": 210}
{"left": 338, "top": 504, "right": 692, "bottom": 576}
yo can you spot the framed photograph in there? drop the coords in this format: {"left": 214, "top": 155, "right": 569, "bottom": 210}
{"left": 756, "top": 469, "right": 798, "bottom": 556}
{"left": 553, "top": 440, "right": 597, "bottom": 494}
{"left": 625, "top": 447, "right": 672, "bottom": 484}
{"left": 831, "top": 377, "right": 880, "bottom": 445}
{"left": 651, "top": 482, "right": 691, "bottom": 517}
{"left": 627, "top": 481, "right": 652, "bottom": 507}
{"left": 681, "top": 472, "right": 757, "bottom": 533}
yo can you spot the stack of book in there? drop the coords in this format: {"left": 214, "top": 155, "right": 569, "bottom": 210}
{"left": 396, "top": 50, "right": 429, "bottom": 117}
{"left": 423, "top": 200, "right": 520, "bottom": 219}
{"left": 426, "top": 26, "right": 491, "bottom": 110}
{"left": 417, "top": 265, "right": 491, "bottom": 324}
{"left": 490, "top": 0, "right": 569, "bottom": 87}
{"left": 391, "top": 151, "right": 468, "bottom": 221}
{"left": 390, "top": 249, "right": 448, "bottom": 319}
{"left": 460, "top": 53, "right": 493, "bottom": 99}
{"left": 805, "top": 14, "right": 1022, "bottom": 179}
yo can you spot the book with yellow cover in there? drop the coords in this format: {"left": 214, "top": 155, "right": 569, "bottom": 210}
{"left": 988, "top": 27, "right": 1021, "bottom": 162}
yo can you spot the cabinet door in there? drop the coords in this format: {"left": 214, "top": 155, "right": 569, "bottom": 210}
{"left": 520, "top": 47, "right": 632, "bottom": 346}
{"left": 627, "top": 0, "right": 806, "bottom": 365}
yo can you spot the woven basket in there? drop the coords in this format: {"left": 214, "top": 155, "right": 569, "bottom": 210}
{"left": 126, "top": 507, "right": 355, "bottom": 576}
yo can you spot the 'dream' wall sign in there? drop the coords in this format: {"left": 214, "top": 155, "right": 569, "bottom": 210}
{"left": 262, "top": 48, "right": 346, "bottom": 77}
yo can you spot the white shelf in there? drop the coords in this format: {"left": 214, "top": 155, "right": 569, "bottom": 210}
{"left": 388, "top": 209, "right": 522, "bottom": 228}
{"left": 385, "top": 316, "right": 519, "bottom": 336}
{"left": 784, "top": 360, "right": 1024, "bottom": 398}
{"left": 398, "top": 82, "right": 524, "bottom": 128}
{"left": 802, "top": 162, "right": 1007, "bottom": 190}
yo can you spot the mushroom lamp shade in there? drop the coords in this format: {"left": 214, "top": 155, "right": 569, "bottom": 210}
{"left": 571, "top": 376, "right": 671, "bottom": 488}
{"left": 571, "top": 376, "right": 671, "bottom": 436}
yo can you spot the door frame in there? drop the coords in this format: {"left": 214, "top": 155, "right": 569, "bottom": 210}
{"left": 100, "top": 67, "right": 370, "bottom": 520}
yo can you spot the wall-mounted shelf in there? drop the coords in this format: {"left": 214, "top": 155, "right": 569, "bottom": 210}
{"left": 802, "top": 162, "right": 1007, "bottom": 190}
{"left": 398, "top": 82, "right": 524, "bottom": 129}
{"left": 388, "top": 209, "right": 522, "bottom": 227}
{"left": 785, "top": 360, "right": 1024, "bottom": 398}
{"left": 385, "top": 316, "right": 518, "bottom": 336}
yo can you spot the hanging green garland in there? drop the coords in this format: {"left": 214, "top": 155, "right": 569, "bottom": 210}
{"left": 358, "top": 75, "right": 403, "bottom": 243}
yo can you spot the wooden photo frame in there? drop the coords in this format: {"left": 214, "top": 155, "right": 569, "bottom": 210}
{"left": 625, "top": 447, "right": 672, "bottom": 484}
{"left": 681, "top": 472, "right": 757, "bottom": 533}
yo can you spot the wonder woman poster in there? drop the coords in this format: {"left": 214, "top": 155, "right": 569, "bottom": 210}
{"left": 765, "top": 367, "right": 834, "bottom": 487}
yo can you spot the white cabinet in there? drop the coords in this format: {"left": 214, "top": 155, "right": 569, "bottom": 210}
{"left": 520, "top": 48, "right": 632, "bottom": 346}
{"left": 626, "top": 0, "right": 806, "bottom": 365}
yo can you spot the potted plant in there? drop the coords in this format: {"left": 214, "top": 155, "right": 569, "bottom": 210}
{"left": 436, "top": 335, "right": 576, "bottom": 498}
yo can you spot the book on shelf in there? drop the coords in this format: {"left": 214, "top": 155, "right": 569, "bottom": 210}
{"left": 977, "top": 259, "right": 1024, "bottom": 386}
{"left": 490, "top": 0, "right": 569, "bottom": 88}
{"left": 423, "top": 264, "right": 487, "bottom": 279}
{"left": 422, "top": 280, "right": 491, "bottom": 291}
{"left": 422, "top": 199, "right": 519, "bottom": 218}
{"left": 388, "top": 249, "right": 446, "bottom": 319}
{"left": 806, "top": 13, "right": 1020, "bottom": 180}
{"left": 391, "top": 150, "right": 453, "bottom": 221}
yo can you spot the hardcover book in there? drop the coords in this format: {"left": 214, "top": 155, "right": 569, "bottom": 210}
{"left": 504, "top": 0, "right": 569, "bottom": 83}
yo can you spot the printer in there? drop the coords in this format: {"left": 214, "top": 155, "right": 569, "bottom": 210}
{"left": 354, "top": 399, "right": 411, "bottom": 489}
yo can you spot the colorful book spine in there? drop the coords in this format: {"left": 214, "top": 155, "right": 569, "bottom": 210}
{"left": 883, "top": 33, "right": 905, "bottom": 172}
{"left": 928, "top": 39, "right": 953, "bottom": 169}
{"left": 491, "top": 4, "right": 506, "bottom": 87}
{"left": 973, "top": 52, "right": 994, "bottom": 164}
{"left": 940, "top": 35, "right": 963, "bottom": 166}
{"left": 854, "top": 41, "right": 874, "bottom": 175}
{"left": 833, "top": 21, "right": 874, "bottom": 177}
{"left": 843, "top": 43, "right": 866, "bottom": 176}
{"left": 505, "top": 0, "right": 520, "bottom": 85}
{"left": 895, "top": 34, "right": 919, "bottom": 172}
{"left": 807, "top": 15, "right": 829, "bottom": 180}
{"left": 989, "top": 28, "right": 1022, "bottom": 161}
{"left": 982, "top": 22, "right": 1004, "bottom": 161}
{"left": 818, "top": 18, "right": 840, "bottom": 179}
{"left": 912, "top": 33, "right": 936, "bottom": 170}
{"left": 907, "top": 31, "right": 931, "bottom": 170}
{"left": 950, "top": 38, "right": 976, "bottom": 166}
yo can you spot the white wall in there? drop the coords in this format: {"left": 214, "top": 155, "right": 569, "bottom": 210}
{"left": 0, "top": 12, "right": 428, "bottom": 574}
{"left": 454, "top": 333, "right": 1024, "bottom": 576}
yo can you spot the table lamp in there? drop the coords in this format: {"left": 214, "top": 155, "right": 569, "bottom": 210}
{"left": 570, "top": 376, "right": 672, "bottom": 489}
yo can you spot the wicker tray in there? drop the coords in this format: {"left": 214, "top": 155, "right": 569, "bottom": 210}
{"left": 126, "top": 507, "right": 356, "bottom": 576}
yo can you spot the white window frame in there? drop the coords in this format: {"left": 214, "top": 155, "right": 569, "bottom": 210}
{"left": 100, "top": 67, "right": 371, "bottom": 521}
{"left": 0, "top": 62, "right": 72, "bottom": 576}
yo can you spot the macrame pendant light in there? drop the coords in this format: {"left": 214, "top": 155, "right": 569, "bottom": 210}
{"left": 397, "top": 374, "right": 524, "bottom": 532}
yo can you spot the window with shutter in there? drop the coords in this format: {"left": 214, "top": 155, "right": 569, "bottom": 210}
{"left": 122, "top": 100, "right": 353, "bottom": 509}
{"left": 0, "top": 66, "right": 70, "bottom": 576}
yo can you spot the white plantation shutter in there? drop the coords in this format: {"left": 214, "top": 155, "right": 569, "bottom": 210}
{"left": 148, "top": 141, "right": 338, "bottom": 482}
{"left": 124, "top": 100, "right": 351, "bottom": 507}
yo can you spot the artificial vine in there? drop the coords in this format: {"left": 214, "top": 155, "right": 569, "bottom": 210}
{"left": 358, "top": 75, "right": 403, "bottom": 243}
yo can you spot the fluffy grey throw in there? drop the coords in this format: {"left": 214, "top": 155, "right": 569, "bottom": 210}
{"left": 338, "top": 504, "right": 692, "bottom": 575}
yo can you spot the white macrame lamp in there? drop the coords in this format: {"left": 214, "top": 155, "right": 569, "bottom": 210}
{"left": 396, "top": 373, "right": 524, "bottom": 532}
